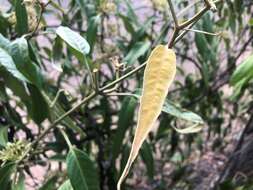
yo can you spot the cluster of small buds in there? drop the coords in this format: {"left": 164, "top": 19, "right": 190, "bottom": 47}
{"left": 3, "top": 0, "right": 42, "bottom": 32}
{"left": 100, "top": 0, "right": 116, "bottom": 14}
{"left": 0, "top": 140, "right": 31, "bottom": 164}
{"left": 6, "top": 12, "right": 17, "bottom": 25}
{"left": 26, "top": 1, "right": 40, "bottom": 32}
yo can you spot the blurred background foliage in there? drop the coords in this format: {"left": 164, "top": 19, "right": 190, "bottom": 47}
{"left": 0, "top": 0, "right": 253, "bottom": 189}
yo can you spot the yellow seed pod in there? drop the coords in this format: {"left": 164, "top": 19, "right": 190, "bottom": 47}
{"left": 117, "top": 45, "right": 176, "bottom": 190}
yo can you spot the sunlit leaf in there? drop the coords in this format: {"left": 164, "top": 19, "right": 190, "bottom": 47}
{"left": 162, "top": 100, "right": 204, "bottom": 125}
{"left": 56, "top": 26, "right": 90, "bottom": 61}
{"left": 58, "top": 180, "right": 73, "bottom": 190}
{"left": 10, "top": 37, "right": 44, "bottom": 88}
{"left": 0, "top": 47, "right": 27, "bottom": 82}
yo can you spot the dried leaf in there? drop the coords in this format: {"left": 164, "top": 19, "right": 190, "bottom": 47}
{"left": 173, "top": 123, "right": 203, "bottom": 134}
{"left": 117, "top": 45, "right": 176, "bottom": 189}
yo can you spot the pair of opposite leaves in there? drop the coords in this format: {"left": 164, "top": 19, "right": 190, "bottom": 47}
{"left": 117, "top": 45, "right": 177, "bottom": 189}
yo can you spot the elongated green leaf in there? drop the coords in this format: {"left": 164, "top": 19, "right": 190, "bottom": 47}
{"left": 87, "top": 15, "right": 100, "bottom": 52}
{"left": 58, "top": 180, "right": 73, "bottom": 190}
{"left": 140, "top": 141, "right": 154, "bottom": 179}
{"left": 118, "top": 14, "right": 135, "bottom": 35}
{"left": 67, "top": 148, "right": 100, "bottom": 190}
{"left": 28, "top": 42, "right": 43, "bottom": 67}
{"left": 28, "top": 84, "right": 50, "bottom": 124}
{"left": 12, "top": 172, "right": 25, "bottom": 190}
{"left": 10, "top": 37, "right": 43, "bottom": 88}
{"left": 0, "top": 34, "right": 11, "bottom": 51}
{"left": 0, "top": 127, "right": 8, "bottom": 147}
{"left": 0, "top": 14, "right": 10, "bottom": 36}
{"left": 42, "top": 92, "right": 86, "bottom": 136}
{"left": 162, "top": 100, "right": 204, "bottom": 124}
{"left": 0, "top": 47, "right": 27, "bottom": 82}
{"left": 0, "top": 162, "right": 16, "bottom": 190}
{"left": 132, "top": 16, "right": 154, "bottom": 43}
{"left": 0, "top": 70, "right": 49, "bottom": 124}
{"left": 52, "top": 36, "right": 63, "bottom": 69}
{"left": 15, "top": 0, "right": 28, "bottom": 35}
{"left": 123, "top": 0, "right": 139, "bottom": 26}
{"left": 124, "top": 41, "right": 150, "bottom": 65}
{"left": 56, "top": 26, "right": 90, "bottom": 61}
{"left": 230, "top": 54, "right": 253, "bottom": 86}
{"left": 39, "top": 175, "right": 58, "bottom": 190}
{"left": 112, "top": 97, "right": 137, "bottom": 161}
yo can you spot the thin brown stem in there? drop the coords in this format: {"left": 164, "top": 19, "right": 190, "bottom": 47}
{"left": 168, "top": 28, "right": 180, "bottom": 48}
{"left": 178, "top": 6, "right": 208, "bottom": 29}
{"left": 100, "top": 62, "right": 147, "bottom": 92}
{"left": 167, "top": 0, "right": 179, "bottom": 27}
{"left": 31, "top": 91, "right": 96, "bottom": 147}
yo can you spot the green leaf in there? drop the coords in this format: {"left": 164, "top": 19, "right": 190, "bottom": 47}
{"left": 140, "top": 141, "right": 154, "bottom": 179}
{"left": 0, "top": 71, "right": 49, "bottom": 124}
{"left": 56, "top": 26, "right": 90, "bottom": 61}
{"left": 248, "top": 18, "right": 253, "bottom": 26}
{"left": 123, "top": 0, "right": 139, "bottom": 26}
{"left": 123, "top": 41, "right": 150, "bottom": 65}
{"left": 39, "top": 175, "right": 58, "bottom": 190}
{"left": 87, "top": 15, "right": 101, "bottom": 52}
{"left": 10, "top": 37, "right": 44, "bottom": 88}
{"left": 0, "top": 47, "right": 27, "bottom": 82}
{"left": 132, "top": 16, "right": 154, "bottom": 43}
{"left": 43, "top": 93, "right": 86, "bottom": 136}
{"left": 162, "top": 100, "right": 204, "bottom": 125}
{"left": 0, "top": 14, "right": 10, "bottom": 36}
{"left": 12, "top": 172, "right": 25, "bottom": 190}
{"left": 0, "top": 162, "right": 16, "bottom": 190}
{"left": 112, "top": 97, "right": 137, "bottom": 161}
{"left": 67, "top": 148, "right": 100, "bottom": 190}
{"left": 118, "top": 14, "right": 135, "bottom": 35}
{"left": 0, "top": 126, "right": 8, "bottom": 147}
{"left": 28, "top": 84, "right": 50, "bottom": 124}
{"left": 131, "top": 92, "right": 204, "bottom": 125}
{"left": 15, "top": 0, "right": 29, "bottom": 36}
{"left": 58, "top": 180, "right": 73, "bottom": 190}
{"left": 52, "top": 36, "right": 63, "bottom": 71}
{"left": 230, "top": 54, "right": 253, "bottom": 86}
{"left": 0, "top": 34, "right": 11, "bottom": 51}
{"left": 28, "top": 42, "right": 43, "bottom": 67}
